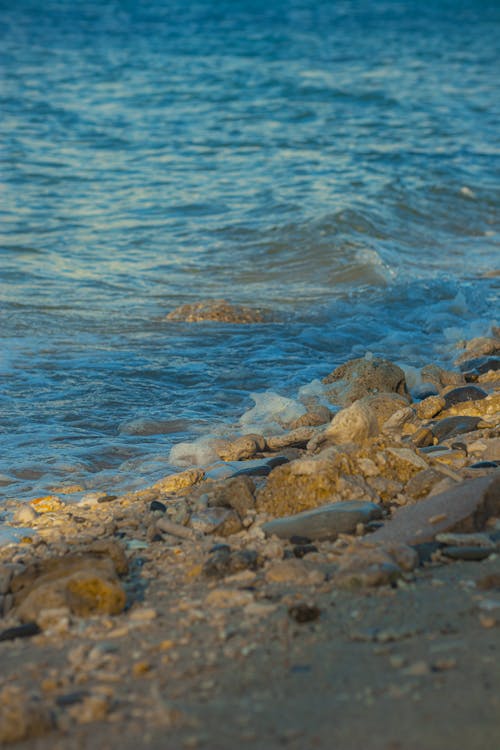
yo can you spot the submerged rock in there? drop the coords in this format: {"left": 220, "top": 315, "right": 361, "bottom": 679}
{"left": 165, "top": 299, "right": 271, "bottom": 324}
{"left": 323, "top": 356, "right": 409, "bottom": 406}
{"left": 262, "top": 500, "right": 382, "bottom": 541}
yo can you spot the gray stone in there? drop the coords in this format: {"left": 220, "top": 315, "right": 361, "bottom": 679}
{"left": 443, "top": 385, "right": 488, "bottom": 408}
{"left": 430, "top": 415, "right": 481, "bottom": 442}
{"left": 369, "top": 473, "right": 500, "bottom": 546}
{"left": 262, "top": 500, "right": 382, "bottom": 541}
{"left": 441, "top": 546, "right": 494, "bottom": 561}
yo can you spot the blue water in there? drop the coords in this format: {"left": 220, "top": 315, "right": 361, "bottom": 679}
{"left": 1, "top": 0, "right": 499, "bottom": 501}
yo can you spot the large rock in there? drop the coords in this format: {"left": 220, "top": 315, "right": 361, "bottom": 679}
{"left": 262, "top": 500, "right": 382, "bottom": 541}
{"left": 322, "top": 356, "right": 409, "bottom": 406}
{"left": 165, "top": 299, "right": 271, "bottom": 324}
{"left": 206, "top": 475, "right": 256, "bottom": 518}
{"left": 368, "top": 473, "right": 500, "bottom": 546}
{"left": 9, "top": 542, "right": 128, "bottom": 623}
{"left": 255, "top": 449, "right": 352, "bottom": 517}
{"left": 322, "top": 401, "right": 379, "bottom": 444}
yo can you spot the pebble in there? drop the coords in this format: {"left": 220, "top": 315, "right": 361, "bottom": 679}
{"left": 13, "top": 505, "right": 38, "bottom": 524}
{"left": 262, "top": 501, "right": 382, "bottom": 541}
{"left": 443, "top": 385, "right": 488, "bottom": 408}
{"left": 430, "top": 416, "right": 481, "bottom": 442}
{"left": 441, "top": 546, "right": 494, "bottom": 561}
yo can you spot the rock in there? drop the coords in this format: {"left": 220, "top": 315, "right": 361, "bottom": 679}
{"left": 0, "top": 622, "right": 41, "bottom": 642}
{"left": 255, "top": 448, "right": 349, "bottom": 517}
{"left": 262, "top": 501, "right": 382, "bottom": 541}
{"left": 420, "top": 364, "right": 465, "bottom": 389}
{"left": 0, "top": 567, "right": 13, "bottom": 595}
{"left": 189, "top": 508, "right": 242, "bottom": 536}
{"left": 460, "top": 356, "right": 500, "bottom": 376}
{"left": 430, "top": 415, "right": 482, "bottom": 442}
{"left": 368, "top": 473, "right": 500, "bottom": 546}
{"left": 205, "top": 589, "right": 254, "bottom": 608}
{"left": 206, "top": 475, "right": 255, "bottom": 518}
{"left": 435, "top": 532, "right": 495, "bottom": 548}
{"left": 323, "top": 356, "right": 409, "bottom": 406}
{"left": 265, "top": 558, "right": 325, "bottom": 585}
{"left": 441, "top": 546, "right": 494, "bottom": 561}
{"left": 13, "top": 505, "right": 38, "bottom": 524}
{"left": 288, "top": 603, "right": 321, "bottom": 623}
{"left": 231, "top": 456, "right": 290, "bottom": 478}
{"left": 266, "top": 426, "right": 318, "bottom": 451}
{"left": 322, "top": 401, "right": 379, "bottom": 444}
{"left": 216, "top": 434, "right": 266, "bottom": 461}
{"left": 150, "top": 500, "right": 167, "bottom": 513}
{"left": 152, "top": 468, "right": 205, "bottom": 493}
{"left": 10, "top": 546, "right": 127, "bottom": 622}
{"left": 0, "top": 687, "right": 54, "bottom": 744}
{"left": 416, "top": 396, "right": 445, "bottom": 420}
{"left": 362, "top": 393, "right": 412, "bottom": 428}
{"left": 405, "top": 468, "right": 448, "bottom": 500}
{"left": 29, "top": 495, "right": 64, "bottom": 514}
{"left": 468, "top": 438, "right": 500, "bottom": 462}
{"left": 156, "top": 517, "right": 197, "bottom": 540}
{"left": 455, "top": 336, "right": 500, "bottom": 365}
{"left": 289, "top": 407, "right": 331, "bottom": 429}
{"left": 334, "top": 542, "right": 418, "bottom": 589}
{"left": 165, "top": 299, "right": 271, "bottom": 324}
{"left": 203, "top": 546, "right": 260, "bottom": 577}
{"left": 443, "top": 385, "right": 488, "bottom": 408}
{"left": 442, "top": 392, "right": 500, "bottom": 419}
{"left": 382, "top": 407, "right": 418, "bottom": 435}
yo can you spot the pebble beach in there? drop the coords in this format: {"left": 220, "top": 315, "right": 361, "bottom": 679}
{"left": 1, "top": 322, "right": 499, "bottom": 748}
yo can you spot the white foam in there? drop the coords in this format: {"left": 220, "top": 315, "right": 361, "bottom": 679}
{"left": 239, "top": 391, "right": 306, "bottom": 431}
{"left": 169, "top": 438, "right": 219, "bottom": 467}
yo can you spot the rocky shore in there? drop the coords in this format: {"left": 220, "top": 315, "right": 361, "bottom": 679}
{"left": 0, "top": 328, "right": 499, "bottom": 748}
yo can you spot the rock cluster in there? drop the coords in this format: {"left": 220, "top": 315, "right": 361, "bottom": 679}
{"left": 0, "top": 330, "right": 499, "bottom": 745}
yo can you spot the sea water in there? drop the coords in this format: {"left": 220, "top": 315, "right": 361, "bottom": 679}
{"left": 0, "top": 0, "right": 499, "bottom": 502}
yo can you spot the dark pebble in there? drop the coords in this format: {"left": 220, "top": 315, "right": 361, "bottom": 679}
{"left": 460, "top": 356, "right": 500, "bottom": 375}
{"left": 293, "top": 544, "right": 318, "bottom": 558}
{"left": 233, "top": 455, "right": 290, "bottom": 478}
{"left": 413, "top": 542, "right": 442, "bottom": 565}
{"left": 0, "top": 621, "right": 41, "bottom": 642}
{"left": 56, "top": 690, "right": 89, "bottom": 707}
{"left": 289, "top": 535, "right": 312, "bottom": 545}
{"left": 470, "top": 461, "right": 499, "bottom": 469}
{"left": 150, "top": 500, "right": 167, "bottom": 513}
{"left": 430, "top": 415, "right": 481, "bottom": 442}
{"left": 442, "top": 546, "right": 493, "bottom": 561}
{"left": 97, "top": 494, "right": 117, "bottom": 504}
{"left": 443, "top": 385, "right": 487, "bottom": 408}
{"left": 288, "top": 603, "right": 321, "bottom": 624}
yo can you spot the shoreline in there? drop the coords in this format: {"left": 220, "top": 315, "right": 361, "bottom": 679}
{"left": 0, "top": 329, "right": 499, "bottom": 747}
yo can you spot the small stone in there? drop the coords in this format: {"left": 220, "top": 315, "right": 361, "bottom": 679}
{"left": 416, "top": 396, "right": 445, "bottom": 420}
{"left": 265, "top": 559, "right": 325, "bottom": 585}
{"left": 205, "top": 589, "right": 254, "bottom": 608}
{"left": 441, "top": 546, "right": 493, "bottom": 561}
{"left": 430, "top": 416, "right": 481, "bottom": 443}
{"left": 0, "top": 621, "right": 41, "bottom": 642}
{"left": 13, "top": 505, "right": 38, "bottom": 524}
{"left": 443, "top": 385, "right": 488, "bottom": 408}
{"left": 190, "top": 507, "right": 242, "bottom": 536}
{"left": 152, "top": 468, "right": 205, "bottom": 493}
{"left": 288, "top": 603, "right": 321, "bottom": 623}
{"left": 435, "top": 532, "right": 495, "bottom": 548}
{"left": 403, "top": 661, "right": 430, "bottom": 677}
{"left": 30, "top": 495, "right": 64, "bottom": 514}
{"left": 266, "top": 426, "right": 318, "bottom": 451}
{"left": 150, "top": 500, "right": 167, "bottom": 513}
{"left": 206, "top": 475, "right": 255, "bottom": 518}
{"left": 216, "top": 435, "right": 266, "bottom": 462}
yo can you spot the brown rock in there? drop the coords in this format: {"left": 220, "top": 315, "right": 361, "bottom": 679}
{"left": 265, "top": 558, "right": 325, "bottom": 585}
{"left": 206, "top": 475, "right": 255, "bottom": 518}
{"left": 255, "top": 449, "right": 351, "bottom": 517}
{"left": 152, "top": 468, "right": 205, "bottom": 493}
{"left": 165, "top": 299, "right": 270, "bottom": 324}
{"left": 289, "top": 407, "right": 331, "bottom": 429}
{"left": 216, "top": 434, "right": 266, "bottom": 461}
{"left": 323, "top": 356, "right": 409, "bottom": 406}
{"left": 10, "top": 546, "right": 127, "bottom": 622}
{"left": 416, "top": 395, "right": 445, "bottom": 420}
{"left": 266, "top": 426, "right": 318, "bottom": 451}
{"left": 334, "top": 542, "right": 418, "bottom": 588}
{"left": 368, "top": 473, "right": 500, "bottom": 546}
{"left": 0, "top": 687, "right": 54, "bottom": 744}
{"left": 323, "top": 401, "right": 379, "bottom": 444}
{"left": 362, "top": 393, "right": 411, "bottom": 428}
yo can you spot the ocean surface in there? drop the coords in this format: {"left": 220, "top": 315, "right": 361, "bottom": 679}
{"left": 1, "top": 0, "right": 499, "bottom": 504}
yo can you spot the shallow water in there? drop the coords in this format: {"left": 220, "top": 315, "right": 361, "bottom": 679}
{"left": 1, "top": 0, "right": 499, "bottom": 500}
